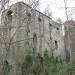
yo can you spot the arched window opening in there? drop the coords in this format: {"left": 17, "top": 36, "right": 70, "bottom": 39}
{"left": 55, "top": 40, "right": 58, "bottom": 49}
{"left": 4, "top": 60, "right": 8, "bottom": 65}
{"left": 7, "top": 10, "right": 13, "bottom": 31}
{"left": 65, "top": 49, "right": 70, "bottom": 63}
{"left": 7, "top": 10, "right": 13, "bottom": 16}
{"left": 27, "top": 12, "right": 31, "bottom": 17}
{"left": 49, "top": 23, "right": 52, "bottom": 27}
{"left": 57, "top": 27, "right": 59, "bottom": 30}
{"left": 33, "top": 33, "right": 37, "bottom": 51}
{"left": 7, "top": 10, "right": 13, "bottom": 21}
{"left": 38, "top": 17, "right": 41, "bottom": 22}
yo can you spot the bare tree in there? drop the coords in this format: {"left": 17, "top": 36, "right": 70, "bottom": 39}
{"left": 64, "top": 0, "right": 68, "bottom": 20}
{"left": 0, "top": 0, "right": 41, "bottom": 63}
{"left": 56, "top": 18, "right": 62, "bottom": 24}
{"left": 43, "top": 5, "right": 52, "bottom": 18}
{"left": 24, "top": 0, "right": 40, "bottom": 9}
{"left": 0, "top": 0, "right": 9, "bottom": 12}
{"left": 63, "top": 0, "right": 75, "bottom": 20}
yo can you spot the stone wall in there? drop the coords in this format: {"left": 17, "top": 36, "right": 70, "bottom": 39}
{"left": 64, "top": 20, "right": 75, "bottom": 63}
{"left": 0, "top": 2, "right": 65, "bottom": 75}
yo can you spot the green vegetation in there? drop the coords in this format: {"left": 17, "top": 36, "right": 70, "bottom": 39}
{"left": 2, "top": 47, "right": 75, "bottom": 75}
{"left": 21, "top": 48, "right": 75, "bottom": 75}
{"left": 2, "top": 60, "right": 12, "bottom": 75}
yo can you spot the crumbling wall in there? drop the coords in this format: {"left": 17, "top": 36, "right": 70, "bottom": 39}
{"left": 0, "top": 2, "right": 65, "bottom": 75}
{"left": 64, "top": 20, "right": 75, "bottom": 63}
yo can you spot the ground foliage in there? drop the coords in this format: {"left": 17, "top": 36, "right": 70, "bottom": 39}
{"left": 21, "top": 48, "right": 75, "bottom": 75}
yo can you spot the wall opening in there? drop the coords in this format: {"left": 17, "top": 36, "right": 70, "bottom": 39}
{"left": 49, "top": 23, "right": 52, "bottom": 27}
{"left": 55, "top": 40, "right": 58, "bottom": 49}
{"left": 38, "top": 17, "right": 41, "bottom": 22}
{"left": 7, "top": 10, "right": 13, "bottom": 16}
{"left": 27, "top": 12, "right": 31, "bottom": 17}
{"left": 7, "top": 10, "right": 13, "bottom": 21}
{"left": 4, "top": 60, "right": 8, "bottom": 65}
{"left": 65, "top": 49, "right": 70, "bottom": 63}
{"left": 7, "top": 10, "right": 13, "bottom": 31}
{"left": 33, "top": 33, "right": 37, "bottom": 52}
{"left": 57, "top": 27, "right": 59, "bottom": 30}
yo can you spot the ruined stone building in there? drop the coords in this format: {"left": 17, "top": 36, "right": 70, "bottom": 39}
{"left": 64, "top": 20, "right": 75, "bottom": 63}
{"left": 0, "top": 1, "right": 66, "bottom": 75}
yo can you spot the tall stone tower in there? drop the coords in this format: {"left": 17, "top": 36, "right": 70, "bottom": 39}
{"left": 64, "top": 20, "right": 75, "bottom": 63}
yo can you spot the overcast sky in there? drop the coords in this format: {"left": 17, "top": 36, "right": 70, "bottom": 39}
{"left": 4, "top": 0, "right": 75, "bottom": 22}
{"left": 40, "top": 0, "right": 75, "bottom": 22}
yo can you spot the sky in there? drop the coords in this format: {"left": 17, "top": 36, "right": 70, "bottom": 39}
{"left": 39, "top": 0, "right": 75, "bottom": 22}
{"left": 1, "top": 0, "right": 75, "bottom": 22}
{"left": 40, "top": 0, "right": 66, "bottom": 21}
{"left": 8, "top": 0, "right": 66, "bottom": 22}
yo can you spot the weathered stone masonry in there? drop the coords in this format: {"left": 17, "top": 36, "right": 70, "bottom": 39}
{"left": 0, "top": 2, "right": 65, "bottom": 75}
{"left": 64, "top": 20, "right": 75, "bottom": 63}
